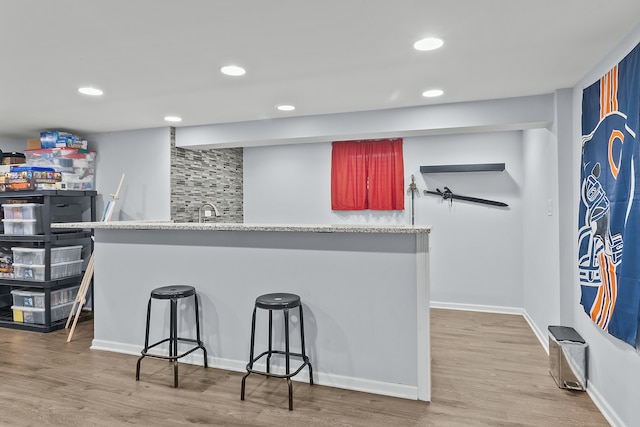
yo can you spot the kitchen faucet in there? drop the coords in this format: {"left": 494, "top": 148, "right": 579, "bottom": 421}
{"left": 198, "top": 202, "right": 220, "bottom": 223}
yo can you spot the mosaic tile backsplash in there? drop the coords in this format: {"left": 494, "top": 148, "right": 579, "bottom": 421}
{"left": 170, "top": 128, "right": 243, "bottom": 223}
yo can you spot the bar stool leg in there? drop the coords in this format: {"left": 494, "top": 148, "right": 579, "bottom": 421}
{"left": 241, "top": 306, "right": 258, "bottom": 400}
{"left": 169, "top": 298, "right": 175, "bottom": 360}
{"left": 194, "top": 293, "right": 208, "bottom": 368}
{"left": 248, "top": 306, "right": 257, "bottom": 368}
{"left": 170, "top": 298, "right": 179, "bottom": 388}
{"left": 299, "top": 304, "right": 313, "bottom": 385}
{"left": 284, "top": 308, "right": 292, "bottom": 410}
{"left": 266, "top": 310, "right": 273, "bottom": 373}
{"left": 144, "top": 297, "right": 152, "bottom": 351}
{"left": 136, "top": 297, "right": 153, "bottom": 381}
{"left": 284, "top": 308, "right": 290, "bottom": 376}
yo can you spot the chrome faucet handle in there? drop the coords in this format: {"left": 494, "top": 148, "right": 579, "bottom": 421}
{"left": 198, "top": 202, "right": 221, "bottom": 222}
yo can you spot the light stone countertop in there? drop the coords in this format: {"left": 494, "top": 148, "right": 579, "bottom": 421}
{"left": 51, "top": 221, "right": 431, "bottom": 234}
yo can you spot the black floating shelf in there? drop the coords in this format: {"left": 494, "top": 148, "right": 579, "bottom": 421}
{"left": 420, "top": 163, "right": 505, "bottom": 173}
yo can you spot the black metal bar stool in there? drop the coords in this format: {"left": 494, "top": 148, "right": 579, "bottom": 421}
{"left": 135, "top": 285, "right": 207, "bottom": 388}
{"left": 241, "top": 292, "right": 313, "bottom": 410}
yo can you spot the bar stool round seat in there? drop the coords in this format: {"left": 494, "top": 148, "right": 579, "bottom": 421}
{"left": 152, "top": 285, "right": 196, "bottom": 300}
{"left": 135, "top": 285, "right": 207, "bottom": 388}
{"left": 255, "top": 292, "right": 300, "bottom": 310}
{"left": 241, "top": 292, "right": 313, "bottom": 410}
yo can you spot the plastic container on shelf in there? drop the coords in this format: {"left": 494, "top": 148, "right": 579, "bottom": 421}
{"left": 2, "top": 219, "right": 43, "bottom": 235}
{"left": 3, "top": 166, "right": 60, "bottom": 191}
{"left": 11, "top": 285, "right": 80, "bottom": 308}
{"left": 24, "top": 148, "right": 95, "bottom": 190}
{"left": 2, "top": 203, "right": 42, "bottom": 220}
{"left": 12, "top": 259, "right": 84, "bottom": 281}
{"left": 52, "top": 246, "right": 83, "bottom": 263}
{"left": 0, "top": 252, "right": 12, "bottom": 278}
{"left": 11, "top": 301, "right": 75, "bottom": 324}
{"left": 12, "top": 245, "right": 83, "bottom": 265}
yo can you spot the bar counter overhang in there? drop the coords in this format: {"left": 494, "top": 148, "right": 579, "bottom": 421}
{"left": 54, "top": 221, "right": 431, "bottom": 401}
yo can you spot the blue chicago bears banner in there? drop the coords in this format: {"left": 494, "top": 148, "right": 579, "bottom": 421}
{"left": 579, "top": 43, "right": 640, "bottom": 346}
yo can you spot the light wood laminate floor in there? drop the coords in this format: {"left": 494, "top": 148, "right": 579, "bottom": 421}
{"left": 0, "top": 309, "right": 608, "bottom": 426}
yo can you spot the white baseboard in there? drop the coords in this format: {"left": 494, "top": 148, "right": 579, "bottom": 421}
{"left": 91, "top": 339, "right": 141, "bottom": 356}
{"left": 91, "top": 339, "right": 419, "bottom": 400}
{"left": 430, "top": 300, "right": 524, "bottom": 316}
{"left": 521, "top": 310, "right": 549, "bottom": 353}
{"left": 587, "top": 382, "right": 625, "bottom": 427}
{"left": 312, "top": 371, "right": 418, "bottom": 400}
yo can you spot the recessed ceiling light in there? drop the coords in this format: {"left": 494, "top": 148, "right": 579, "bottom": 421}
{"left": 164, "top": 116, "right": 182, "bottom": 122}
{"left": 413, "top": 37, "right": 444, "bottom": 51}
{"left": 277, "top": 105, "right": 296, "bottom": 111}
{"left": 78, "top": 87, "right": 103, "bottom": 96}
{"left": 220, "top": 65, "right": 246, "bottom": 76}
{"left": 422, "top": 89, "right": 444, "bottom": 98}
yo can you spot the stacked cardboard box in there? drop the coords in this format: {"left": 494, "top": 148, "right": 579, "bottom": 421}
{"left": 39, "top": 131, "right": 88, "bottom": 149}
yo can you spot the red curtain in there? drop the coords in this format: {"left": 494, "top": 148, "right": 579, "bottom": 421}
{"left": 331, "top": 138, "right": 404, "bottom": 210}
{"left": 331, "top": 141, "right": 368, "bottom": 210}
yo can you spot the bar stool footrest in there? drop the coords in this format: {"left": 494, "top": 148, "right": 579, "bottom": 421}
{"left": 246, "top": 350, "right": 311, "bottom": 379}
{"left": 141, "top": 337, "right": 207, "bottom": 361}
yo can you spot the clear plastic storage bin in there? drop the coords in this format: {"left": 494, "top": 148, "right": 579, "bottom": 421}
{"left": 12, "top": 301, "right": 75, "bottom": 324}
{"left": 12, "top": 259, "right": 84, "bottom": 281}
{"left": 12, "top": 245, "right": 83, "bottom": 265}
{"left": 11, "top": 285, "right": 80, "bottom": 308}
{"left": 2, "top": 219, "right": 43, "bottom": 235}
{"left": 2, "top": 203, "right": 42, "bottom": 220}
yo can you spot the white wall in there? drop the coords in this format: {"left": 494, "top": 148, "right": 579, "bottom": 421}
{"left": 407, "top": 132, "right": 525, "bottom": 308}
{"left": 244, "top": 142, "right": 333, "bottom": 224}
{"left": 554, "top": 88, "right": 576, "bottom": 326}
{"left": 244, "top": 141, "right": 407, "bottom": 225}
{"left": 567, "top": 22, "right": 640, "bottom": 427}
{"left": 245, "top": 131, "right": 526, "bottom": 310}
{"left": 522, "top": 128, "right": 560, "bottom": 342}
{"left": 87, "top": 127, "right": 172, "bottom": 221}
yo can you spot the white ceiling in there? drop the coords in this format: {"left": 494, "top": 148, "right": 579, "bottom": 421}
{"left": 2, "top": 0, "right": 640, "bottom": 141}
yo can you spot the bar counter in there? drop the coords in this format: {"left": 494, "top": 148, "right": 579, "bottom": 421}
{"left": 54, "top": 221, "right": 432, "bottom": 401}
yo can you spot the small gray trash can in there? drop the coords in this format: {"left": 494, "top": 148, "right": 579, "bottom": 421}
{"left": 548, "top": 326, "right": 588, "bottom": 391}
